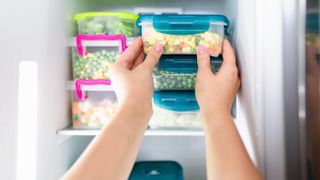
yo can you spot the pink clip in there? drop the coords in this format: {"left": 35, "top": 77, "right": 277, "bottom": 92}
{"left": 76, "top": 34, "right": 126, "bottom": 57}
{"left": 75, "top": 79, "right": 111, "bottom": 100}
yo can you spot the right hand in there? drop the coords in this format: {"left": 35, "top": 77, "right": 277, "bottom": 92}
{"left": 195, "top": 39, "right": 240, "bottom": 117}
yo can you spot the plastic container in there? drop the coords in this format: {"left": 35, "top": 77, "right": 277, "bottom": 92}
{"left": 150, "top": 91, "right": 202, "bottom": 129}
{"left": 153, "top": 55, "right": 222, "bottom": 90}
{"left": 70, "top": 79, "right": 117, "bottom": 129}
{"left": 137, "top": 14, "right": 229, "bottom": 57}
{"left": 129, "top": 161, "right": 184, "bottom": 180}
{"left": 74, "top": 12, "right": 139, "bottom": 37}
{"left": 72, "top": 34, "right": 126, "bottom": 80}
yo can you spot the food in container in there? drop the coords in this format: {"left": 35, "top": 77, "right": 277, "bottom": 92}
{"left": 72, "top": 34, "right": 126, "bottom": 80}
{"left": 74, "top": 12, "right": 139, "bottom": 37}
{"left": 150, "top": 91, "right": 201, "bottom": 129}
{"left": 137, "top": 14, "right": 229, "bottom": 56}
{"left": 153, "top": 55, "right": 222, "bottom": 90}
{"left": 71, "top": 79, "right": 117, "bottom": 129}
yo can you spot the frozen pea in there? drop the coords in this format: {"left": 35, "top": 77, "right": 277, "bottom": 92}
{"left": 73, "top": 48, "right": 120, "bottom": 79}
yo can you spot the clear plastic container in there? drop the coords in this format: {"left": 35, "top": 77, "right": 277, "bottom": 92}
{"left": 70, "top": 79, "right": 117, "bottom": 129}
{"left": 74, "top": 12, "right": 139, "bottom": 37}
{"left": 137, "top": 14, "right": 229, "bottom": 57}
{"left": 149, "top": 91, "right": 202, "bottom": 129}
{"left": 72, "top": 34, "right": 126, "bottom": 80}
{"left": 153, "top": 55, "right": 222, "bottom": 90}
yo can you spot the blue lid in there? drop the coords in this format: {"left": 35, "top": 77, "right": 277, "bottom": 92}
{"left": 129, "top": 161, "right": 184, "bottom": 180}
{"left": 307, "top": 13, "right": 318, "bottom": 34}
{"left": 154, "top": 91, "right": 199, "bottom": 111}
{"left": 159, "top": 55, "right": 222, "bottom": 73}
{"left": 137, "top": 14, "right": 230, "bottom": 35}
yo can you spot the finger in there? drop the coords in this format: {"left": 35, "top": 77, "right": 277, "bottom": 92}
{"left": 140, "top": 44, "right": 163, "bottom": 71}
{"left": 196, "top": 45, "right": 213, "bottom": 75}
{"left": 131, "top": 50, "right": 145, "bottom": 69}
{"left": 116, "top": 37, "right": 143, "bottom": 68}
{"left": 220, "top": 39, "right": 236, "bottom": 71}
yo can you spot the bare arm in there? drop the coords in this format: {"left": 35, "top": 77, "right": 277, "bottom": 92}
{"left": 196, "top": 40, "right": 262, "bottom": 180}
{"left": 63, "top": 38, "right": 163, "bottom": 180}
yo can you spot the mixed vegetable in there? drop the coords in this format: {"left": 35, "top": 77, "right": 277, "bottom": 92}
{"left": 72, "top": 93, "right": 118, "bottom": 129}
{"left": 142, "top": 25, "right": 224, "bottom": 56}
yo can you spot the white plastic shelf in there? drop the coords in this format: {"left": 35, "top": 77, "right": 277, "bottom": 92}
{"left": 68, "top": 37, "right": 136, "bottom": 47}
{"left": 57, "top": 125, "right": 204, "bottom": 136}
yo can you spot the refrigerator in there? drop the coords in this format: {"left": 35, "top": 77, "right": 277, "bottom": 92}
{"left": 0, "top": 0, "right": 311, "bottom": 179}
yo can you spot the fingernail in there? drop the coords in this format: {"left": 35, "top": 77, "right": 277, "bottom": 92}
{"left": 197, "top": 45, "right": 205, "bottom": 55}
{"left": 155, "top": 44, "right": 163, "bottom": 53}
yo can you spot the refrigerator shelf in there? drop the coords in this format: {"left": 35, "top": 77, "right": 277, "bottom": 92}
{"left": 68, "top": 37, "right": 136, "bottom": 47}
{"left": 57, "top": 125, "right": 204, "bottom": 136}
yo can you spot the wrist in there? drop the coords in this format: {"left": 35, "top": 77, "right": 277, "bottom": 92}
{"left": 117, "top": 100, "right": 153, "bottom": 122}
{"left": 200, "top": 107, "right": 231, "bottom": 123}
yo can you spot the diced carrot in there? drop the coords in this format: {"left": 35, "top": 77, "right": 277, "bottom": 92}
{"left": 72, "top": 102, "right": 81, "bottom": 114}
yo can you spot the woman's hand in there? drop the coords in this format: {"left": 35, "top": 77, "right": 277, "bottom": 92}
{"left": 109, "top": 37, "right": 163, "bottom": 119}
{"left": 196, "top": 39, "right": 240, "bottom": 118}
{"left": 63, "top": 38, "right": 163, "bottom": 180}
{"left": 196, "top": 40, "right": 262, "bottom": 180}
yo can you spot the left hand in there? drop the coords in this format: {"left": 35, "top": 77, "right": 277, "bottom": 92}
{"left": 109, "top": 37, "right": 163, "bottom": 118}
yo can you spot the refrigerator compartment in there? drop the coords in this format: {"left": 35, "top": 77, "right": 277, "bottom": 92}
{"left": 137, "top": 14, "right": 229, "bottom": 57}
{"left": 71, "top": 79, "right": 117, "bottom": 129}
{"left": 129, "top": 161, "right": 184, "bottom": 180}
{"left": 153, "top": 55, "right": 222, "bottom": 90}
{"left": 150, "top": 91, "right": 201, "bottom": 129}
{"left": 74, "top": 12, "right": 139, "bottom": 37}
{"left": 72, "top": 34, "right": 126, "bottom": 80}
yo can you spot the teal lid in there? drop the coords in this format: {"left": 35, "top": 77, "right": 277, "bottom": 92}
{"left": 129, "top": 161, "right": 184, "bottom": 180}
{"left": 137, "top": 14, "right": 230, "bottom": 35}
{"left": 153, "top": 91, "right": 199, "bottom": 111}
{"left": 159, "top": 55, "right": 222, "bottom": 73}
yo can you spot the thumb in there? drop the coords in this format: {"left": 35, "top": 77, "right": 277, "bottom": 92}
{"left": 141, "top": 44, "right": 163, "bottom": 71}
{"left": 197, "top": 45, "right": 212, "bottom": 74}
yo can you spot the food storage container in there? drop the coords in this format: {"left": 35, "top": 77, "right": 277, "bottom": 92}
{"left": 153, "top": 55, "right": 222, "bottom": 90}
{"left": 70, "top": 79, "right": 117, "bottom": 129}
{"left": 137, "top": 14, "right": 229, "bottom": 57}
{"left": 129, "top": 161, "right": 184, "bottom": 180}
{"left": 72, "top": 34, "right": 126, "bottom": 80}
{"left": 150, "top": 91, "right": 202, "bottom": 129}
{"left": 74, "top": 12, "right": 138, "bottom": 37}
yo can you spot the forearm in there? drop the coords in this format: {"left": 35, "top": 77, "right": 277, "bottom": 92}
{"left": 63, "top": 102, "right": 151, "bottom": 180}
{"left": 202, "top": 111, "right": 262, "bottom": 180}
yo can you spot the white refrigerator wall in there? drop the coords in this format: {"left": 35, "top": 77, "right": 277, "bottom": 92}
{"left": 0, "top": 0, "right": 289, "bottom": 179}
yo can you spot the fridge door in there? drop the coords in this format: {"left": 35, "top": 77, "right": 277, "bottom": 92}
{"left": 305, "top": 0, "right": 320, "bottom": 179}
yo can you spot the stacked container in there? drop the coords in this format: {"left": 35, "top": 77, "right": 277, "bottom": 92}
{"left": 137, "top": 14, "right": 232, "bottom": 129}
{"left": 69, "top": 12, "right": 138, "bottom": 129}
{"left": 69, "top": 80, "right": 117, "bottom": 129}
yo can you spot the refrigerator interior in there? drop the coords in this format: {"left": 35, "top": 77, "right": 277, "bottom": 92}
{"left": 0, "top": 0, "right": 288, "bottom": 179}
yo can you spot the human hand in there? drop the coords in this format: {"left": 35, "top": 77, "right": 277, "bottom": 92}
{"left": 195, "top": 39, "right": 240, "bottom": 117}
{"left": 109, "top": 37, "right": 163, "bottom": 118}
